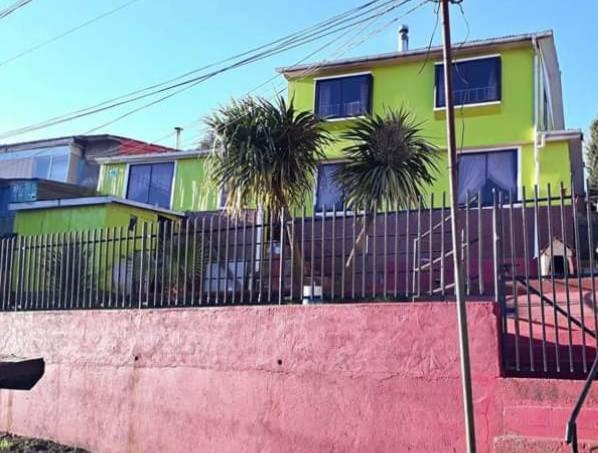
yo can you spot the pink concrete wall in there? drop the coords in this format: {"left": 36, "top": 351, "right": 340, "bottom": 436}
{"left": 0, "top": 303, "right": 596, "bottom": 452}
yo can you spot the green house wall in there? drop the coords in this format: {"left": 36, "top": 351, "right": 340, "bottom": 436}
{"left": 99, "top": 157, "right": 220, "bottom": 212}
{"left": 14, "top": 203, "right": 180, "bottom": 235}
{"left": 96, "top": 45, "right": 574, "bottom": 213}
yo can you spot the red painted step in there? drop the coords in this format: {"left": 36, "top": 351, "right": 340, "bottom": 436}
{"left": 494, "top": 435, "right": 598, "bottom": 452}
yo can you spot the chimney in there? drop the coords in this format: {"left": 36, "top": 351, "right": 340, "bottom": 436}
{"left": 398, "top": 25, "right": 409, "bottom": 52}
{"left": 174, "top": 126, "right": 183, "bottom": 150}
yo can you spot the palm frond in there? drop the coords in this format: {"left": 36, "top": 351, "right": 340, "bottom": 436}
{"left": 335, "top": 108, "right": 439, "bottom": 212}
{"left": 205, "top": 96, "right": 331, "bottom": 217}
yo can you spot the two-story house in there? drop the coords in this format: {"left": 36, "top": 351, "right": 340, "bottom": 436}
{"left": 95, "top": 30, "right": 582, "bottom": 214}
{"left": 279, "top": 29, "right": 583, "bottom": 209}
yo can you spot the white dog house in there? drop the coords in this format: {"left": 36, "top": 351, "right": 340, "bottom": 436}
{"left": 540, "top": 236, "right": 575, "bottom": 276}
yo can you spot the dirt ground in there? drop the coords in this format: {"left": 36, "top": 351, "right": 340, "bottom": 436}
{"left": 0, "top": 433, "right": 89, "bottom": 452}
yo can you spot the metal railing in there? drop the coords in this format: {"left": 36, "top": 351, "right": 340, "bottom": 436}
{"left": 565, "top": 355, "right": 598, "bottom": 452}
{"left": 1, "top": 182, "right": 598, "bottom": 380}
{"left": 492, "top": 184, "right": 598, "bottom": 378}
{"left": 4, "top": 184, "right": 598, "bottom": 443}
{"left": 0, "top": 194, "right": 493, "bottom": 310}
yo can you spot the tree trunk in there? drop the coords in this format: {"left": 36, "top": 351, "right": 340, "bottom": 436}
{"left": 344, "top": 212, "right": 374, "bottom": 278}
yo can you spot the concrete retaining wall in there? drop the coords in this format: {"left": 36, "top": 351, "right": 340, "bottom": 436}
{"left": 0, "top": 302, "right": 596, "bottom": 452}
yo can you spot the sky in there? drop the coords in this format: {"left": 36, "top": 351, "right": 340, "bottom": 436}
{"left": 0, "top": 0, "right": 596, "bottom": 148}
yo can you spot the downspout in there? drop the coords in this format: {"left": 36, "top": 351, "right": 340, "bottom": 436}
{"left": 532, "top": 37, "right": 541, "bottom": 189}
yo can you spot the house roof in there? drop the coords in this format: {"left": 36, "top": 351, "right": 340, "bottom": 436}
{"left": 277, "top": 30, "right": 554, "bottom": 78}
{"left": 95, "top": 149, "right": 208, "bottom": 165}
{"left": 0, "top": 134, "right": 176, "bottom": 156}
{"left": 8, "top": 195, "right": 184, "bottom": 217}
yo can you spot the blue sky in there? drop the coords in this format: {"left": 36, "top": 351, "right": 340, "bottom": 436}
{"left": 0, "top": 0, "right": 596, "bottom": 147}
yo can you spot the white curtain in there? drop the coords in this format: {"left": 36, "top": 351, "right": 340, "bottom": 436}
{"left": 458, "top": 154, "right": 486, "bottom": 204}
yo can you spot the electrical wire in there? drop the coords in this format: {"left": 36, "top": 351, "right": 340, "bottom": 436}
{"left": 94, "top": 0, "right": 428, "bottom": 155}
{"left": 178, "top": 0, "right": 426, "bottom": 149}
{"left": 0, "top": 0, "right": 142, "bottom": 68}
{"left": 0, "top": 0, "right": 406, "bottom": 140}
{"left": 85, "top": 0, "right": 410, "bottom": 135}
{"left": 0, "top": 0, "right": 32, "bottom": 20}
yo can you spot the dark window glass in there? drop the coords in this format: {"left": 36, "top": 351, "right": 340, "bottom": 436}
{"left": 435, "top": 56, "right": 501, "bottom": 108}
{"left": 315, "top": 74, "right": 372, "bottom": 119}
{"left": 315, "top": 162, "right": 345, "bottom": 212}
{"left": 127, "top": 162, "right": 174, "bottom": 208}
{"left": 458, "top": 149, "right": 517, "bottom": 206}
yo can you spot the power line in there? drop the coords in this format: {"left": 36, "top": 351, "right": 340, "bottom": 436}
{"left": 181, "top": 0, "right": 428, "bottom": 149}
{"left": 0, "top": 0, "right": 404, "bottom": 140}
{"left": 85, "top": 0, "right": 412, "bottom": 135}
{"left": 80, "top": 0, "right": 417, "bottom": 156}
{"left": 4, "top": 0, "right": 390, "bottom": 130}
{"left": 91, "top": 0, "right": 427, "bottom": 155}
{"left": 88, "top": 2, "right": 395, "bottom": 151}
{"left": 0, "top": 0, "right": 32, "bottom": 20}
{"left": 0, "top": 0, "right": 142, "bottom": 68}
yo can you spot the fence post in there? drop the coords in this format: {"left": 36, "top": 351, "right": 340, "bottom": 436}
{"left": 492, "top": 190, "right": 507, "bottom": 356}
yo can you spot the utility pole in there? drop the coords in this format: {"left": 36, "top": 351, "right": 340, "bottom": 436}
{"left": 438, "top": 0, "right": 477, "bottom": 451}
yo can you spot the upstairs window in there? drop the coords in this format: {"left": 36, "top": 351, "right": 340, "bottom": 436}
{"left": 458, "top": 149, "right": 517, "bottom": 206}
{"left": 126, "top": 162, "right": 174, "bottom": 209}
{"left": 315, "top": 162, "right": 345, "bottom": 212}
{"left": 315, "top": 74, "right": 372, "bottom": 119}
{"left": 435, "top": 56, "right": 501, "bottom": 108}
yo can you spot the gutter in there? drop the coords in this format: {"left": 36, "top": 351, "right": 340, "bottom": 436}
{"left": 533, "top": 36, "right": 541, "bottom": 188}
{"left": 95, "top": 149, "right": 208, "bottom": 165}
{"left": 9, "top": 196, "right": 185, "bottom": 217}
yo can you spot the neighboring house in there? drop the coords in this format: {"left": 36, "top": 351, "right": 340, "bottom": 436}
{"left": 96, "top": 149, "right": 222, "bottom": 212}
{"left": 99, "top": 30, "right": 582, "bottom": 213}
{"left": 278, "top": 29, "right": 583, "bottom": 209}
{"left": 0, "top": 178, "right": 96, "bottom": 235}
{"left": 10, "top": 196, "right": 183, "bottom": 236}
{"left": 0, "top": 134, "right": 176, "bottom": 191}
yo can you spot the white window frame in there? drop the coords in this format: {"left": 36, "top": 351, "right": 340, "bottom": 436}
{"left": 313, "top": 71, "right": 373, "bottom": 122}
{"left": 433, "top": 53, "right": 502, "bottom": 112}
{"left": 456, "top": 145, "right": 523, "bottom": 205}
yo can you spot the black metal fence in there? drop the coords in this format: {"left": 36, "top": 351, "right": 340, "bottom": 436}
{"left": 494, "top": 186, "right": 598, "bottom": 378}
{"left": 0, "top": 195, "right": 494, "bottom": 310}
{"left": 2, "top": 185, "right": 598, "bottom": 378}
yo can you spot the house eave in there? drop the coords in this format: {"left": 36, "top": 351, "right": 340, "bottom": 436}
{"left": 95, "top": 149, "right": 207, "bottom": 165}
{"left": 9, "top": 196, "right": 185, "bottom": 217}
{"left": 278, "top": 30, "right": 554, "bottom": 79}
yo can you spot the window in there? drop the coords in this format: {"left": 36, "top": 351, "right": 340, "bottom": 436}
{"left": 435, "top": 56, "right": 501, "bottom": 108}
{"left": 315, "top": 74, "right": 372, "bottom": 119}
{"left": 458, "top": 149, "right": 517, "bottom": 206}
{"left": 126, "top": 162, "right": 174, "bottom": 209}
{"left": 315, "top": 162, "right": 345, "bottom": 212}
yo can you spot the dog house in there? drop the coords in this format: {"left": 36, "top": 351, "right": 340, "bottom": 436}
{"left": 540, "top": 236, "right": 575, "bottom": 276}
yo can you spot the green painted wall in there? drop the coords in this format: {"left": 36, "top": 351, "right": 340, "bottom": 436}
{"left": 14, "top": 205, "right": 109, "bottom": 235}
{"left": 289, "top": 47, "right": 535, "bottom": 154}
{"left": 98, "top": 163, "right": 127, "bottom": 198}
{"left": 98, "top": 157, "right": 220, "bottom": 212}
{"left": 538, "top": 140, "right": 572, "bottom": 196}
{"left": 95, "top": 45, "right": 573, "bottom": 213}
{"left": 172, "top": 158, "right": 219, "bottom": 211}
{"left": 14, "top": 203, "right": 180, "bottom": 235}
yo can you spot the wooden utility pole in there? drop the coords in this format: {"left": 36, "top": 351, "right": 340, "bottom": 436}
{"left": 438, "top": 0, "right": 477, "bottom": 451}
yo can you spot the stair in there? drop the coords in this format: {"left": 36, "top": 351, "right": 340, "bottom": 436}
{"left": 494, "top": 435, "right": 598, "bottom": 452}
{"left": 496, "top": 379, "right": 598, "bottom": 452}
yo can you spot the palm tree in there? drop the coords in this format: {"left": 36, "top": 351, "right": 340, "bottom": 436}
{"left": 205, "top": 96, "right": 331, "bottom": 294}
{"left": 206, "top": 96, "right": 330, "bottom": 217}
{"left": 334, "top": 108, "right": 439, "bottom": 267}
